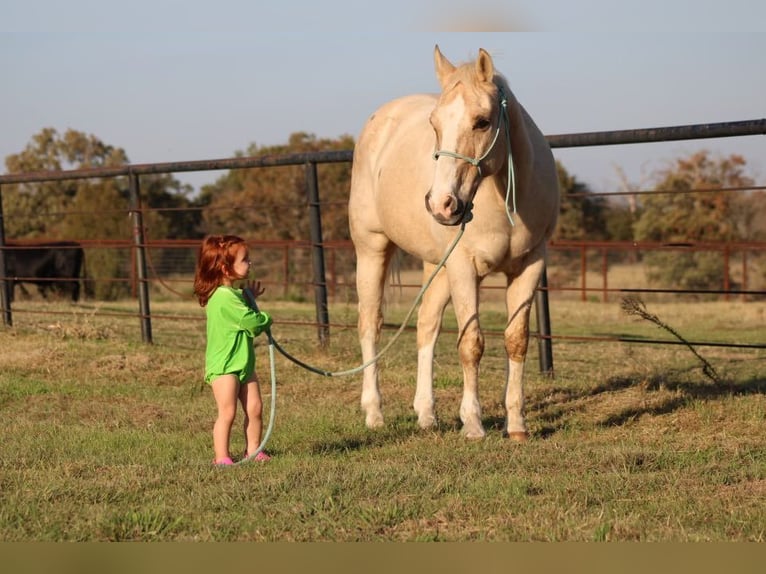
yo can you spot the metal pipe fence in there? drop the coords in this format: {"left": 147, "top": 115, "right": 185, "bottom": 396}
{"left": 1, "top": 119, "right": 765, "bottom": 364}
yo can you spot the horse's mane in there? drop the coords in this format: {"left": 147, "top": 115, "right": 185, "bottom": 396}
{"left": 444, "top": 55, "right": 517, "bottom": 108}
{"left": 444, "top": 59, "right": 486, "bottom": 94}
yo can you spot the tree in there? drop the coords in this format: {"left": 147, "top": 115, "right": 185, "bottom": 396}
{"left": 552, "top": 161, "right": 609, "bottom": 241}
{"left": 3, "top": 128, "right": 128, "bottom": 239}
{"left": 547, "top": 162, "right": 613, "bottom": 287}
{"left": 198, "top": 132, "right": 354, "bottom": 241}
{"left": 3, "top": 128, "right": 196, "bottom": 299}
{"left": 633, "top": 150, "right": 755, "bottom": 292}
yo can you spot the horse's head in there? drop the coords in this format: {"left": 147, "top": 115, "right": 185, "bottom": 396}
{"left": 425, "top": 45, "right": 508, "bottom": 226}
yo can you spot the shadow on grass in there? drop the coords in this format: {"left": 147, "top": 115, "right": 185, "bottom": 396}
{"left": 305, "top": 374, "right": 765, "bottom": 448}
{"left": 308, "top": 408, "right": 506, "bottom": 453}
{"left": 530, "top": 372, "right": 766, "bottom": 439}
{"left": 308, "top": 417, "right": 423, "bottom": 455}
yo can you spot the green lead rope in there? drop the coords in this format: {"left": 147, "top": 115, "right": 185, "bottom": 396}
{"left": 234, "top": 288, "right": 277, "bottom": 465}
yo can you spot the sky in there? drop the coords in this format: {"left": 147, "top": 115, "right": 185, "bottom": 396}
{"left": 2, "top": 1, "right": 765, "bottom": 196}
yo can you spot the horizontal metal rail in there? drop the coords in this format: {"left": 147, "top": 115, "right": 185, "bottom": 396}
{"left": 545, "top": 118, "right": 766, "bottom": 148}
{"left": 0, "top": 151, "right": 354, "bottom": 184}
{"left": 1, "top": 119, "right": 764, "bottom": 185}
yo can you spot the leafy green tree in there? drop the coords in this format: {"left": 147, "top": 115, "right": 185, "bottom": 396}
{"left": 3, "top": 128, "right": 128, "bottom": 239}
{"left": 548, "top": 162, "right": 614, "bottom": 287}
{"left": 140, "top": 174, "right": 199, "bottom": 240}
{"left": 730, "top": 189, "right": 766, "bottom": 242}
{"left": 137, "top": 173, "right": 201, "bottom": 284}
{"left": 731, "top": 189, "right": 766, "bottom": 295}
{"left": 604, "top": 203, "right": 635, "bottom": 242}
{"left": 3, "top": 128, "right": 196, "bottom": 299}
{"left": 552, "top": 161, "right": 609, "bottom": 241}
{"left": 633, "top": 151, "right": 755, "bottom": 292}
{"left": 198, "top": 132, "right": 354, "bottom": 241}
{"left": 4, "top": 128, "right": 131, "bottom": 299}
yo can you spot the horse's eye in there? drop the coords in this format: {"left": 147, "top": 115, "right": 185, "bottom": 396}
{"left": 473, "top": 117, "right": 491, "bottom": 131}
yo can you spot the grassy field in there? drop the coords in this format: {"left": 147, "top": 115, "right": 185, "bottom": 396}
{"left": 0, "top": 294, "right": 764, "bottom": 541}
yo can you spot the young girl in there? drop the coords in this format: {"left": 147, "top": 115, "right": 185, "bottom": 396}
{"left": 193, "top": 234, "right": 273, "bottom": 466}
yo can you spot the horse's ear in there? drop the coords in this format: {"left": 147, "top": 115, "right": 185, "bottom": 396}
{"left": 433, "top": 44, "right": 456, "bottom": 88}
{"left": 475, "top": 48, "right": 495, "bottom": 83}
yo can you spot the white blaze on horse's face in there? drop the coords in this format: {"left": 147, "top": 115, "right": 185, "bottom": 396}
{"left": 427, "top": 87, "right": 498, "bottom": 226}
{"left": 425, "top": 44, "right": 503, "bottom": 226}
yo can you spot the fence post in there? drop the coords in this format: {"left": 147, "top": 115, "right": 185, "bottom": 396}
{"left": 128, "top": 172, "right": 153, "bottom": 344}
{"left": 305, "top": 161, "right": 330, "bottom": 347}
{"left": 602, "top": 247, "right": 608, "bottom": 303}
{"left": 282, "top": 244, "right": 289, "bottom": 297}
{"left": 742, "top": 250, "right": 748, "bottom": 302}
{"left": 580, "top": 244, "right": 587, "bottom": 302}
{"left": 723, "top": 244, "right": 730, "bottom": 302}
{"left": 0, "top": 185, "right": 12, "bottom": 326}
{"left": 535, "top": 265, "right": 554, "bottom": 376}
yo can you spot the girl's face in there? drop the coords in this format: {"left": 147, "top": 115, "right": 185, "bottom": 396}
{"left": 226, "top": 245, "right": 251, "bottom": 282}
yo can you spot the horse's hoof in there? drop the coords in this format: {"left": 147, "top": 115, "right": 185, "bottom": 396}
{"left": 365, "top": 413, "right": 384, "bottom": 429}
{"left": 417, "top": 414, "right": 437, "bottom": 429}
{"left": 507, "top": 431, "right": 529, "bottom": 443}
{"left": 461, "top": 425, "right": 486, "bottom": 440}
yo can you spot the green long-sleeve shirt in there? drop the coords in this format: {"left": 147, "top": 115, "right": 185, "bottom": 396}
{"left": 204, "top": 286, "right": 271, "bottom": 384}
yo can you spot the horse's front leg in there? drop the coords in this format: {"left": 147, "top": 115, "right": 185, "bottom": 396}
{"left": 503, "top": 249, "right": 546, "bottom": 442}
{"left": 414, "top": 263, "right": 451, "bottom": 429}
{"left": 356, "top": 244, "right": 395, "bottom": 429}
{"left": 447, "top": 264, "right": 485, "bottom": 439}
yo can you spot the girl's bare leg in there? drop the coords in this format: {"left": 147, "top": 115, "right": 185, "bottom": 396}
{"left": 240, "top": 377, "right": 264, "bottom": 457}
{"left": 211, "top": 374, "right": 239, "bottom": 462}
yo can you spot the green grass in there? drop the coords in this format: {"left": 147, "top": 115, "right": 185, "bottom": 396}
{"left": 0, "top": 295, "right": 764, "bottom": 541}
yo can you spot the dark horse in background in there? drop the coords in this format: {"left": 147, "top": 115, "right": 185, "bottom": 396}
{"left": 2, "top": 241, "right": 85, "bottom": 302}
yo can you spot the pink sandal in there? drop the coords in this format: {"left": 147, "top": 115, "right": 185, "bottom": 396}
{"left": 243, "top": 451, "right": 271, "bottom": 462}
{"left": 213, "top": 456, "right": 234, "bottom": 466}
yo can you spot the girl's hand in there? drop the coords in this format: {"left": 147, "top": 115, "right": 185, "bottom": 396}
{"left": 246, "top": 280, "right": 265, "bottom": 299}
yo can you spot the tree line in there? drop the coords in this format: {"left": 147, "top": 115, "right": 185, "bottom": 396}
{"left": 3, "top": 127, "right": 764, "bottom": 299}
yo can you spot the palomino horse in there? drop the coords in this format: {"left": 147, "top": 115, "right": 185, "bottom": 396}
{"left": 348, "top": 46, "right": 559, "bottom": 440}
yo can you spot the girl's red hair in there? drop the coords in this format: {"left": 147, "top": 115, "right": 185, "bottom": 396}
{"left": 193, "top": 235, "right": 247, "bottom": 307}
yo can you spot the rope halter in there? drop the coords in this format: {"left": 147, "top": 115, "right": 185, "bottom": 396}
{"left": 431, "top": 86, "right": 517, "bottom": 226}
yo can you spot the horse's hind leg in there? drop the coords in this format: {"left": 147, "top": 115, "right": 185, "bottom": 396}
{"left": 414, "top": 263, "right": 451, "bottom": 429}
{"left": 355, "top": 241, "right": 396, "bottom": 429}
{"left": 503, "top": 248, "right": 546, "bottom": 442}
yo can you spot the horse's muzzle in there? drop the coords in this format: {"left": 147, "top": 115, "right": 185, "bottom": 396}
{"left": 424, "top": 191, "right": 466, "bottom": 226}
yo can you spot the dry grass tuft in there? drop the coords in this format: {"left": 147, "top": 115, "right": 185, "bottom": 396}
{"left": 620, "top": 296, "right": 721, "bottom": 383}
